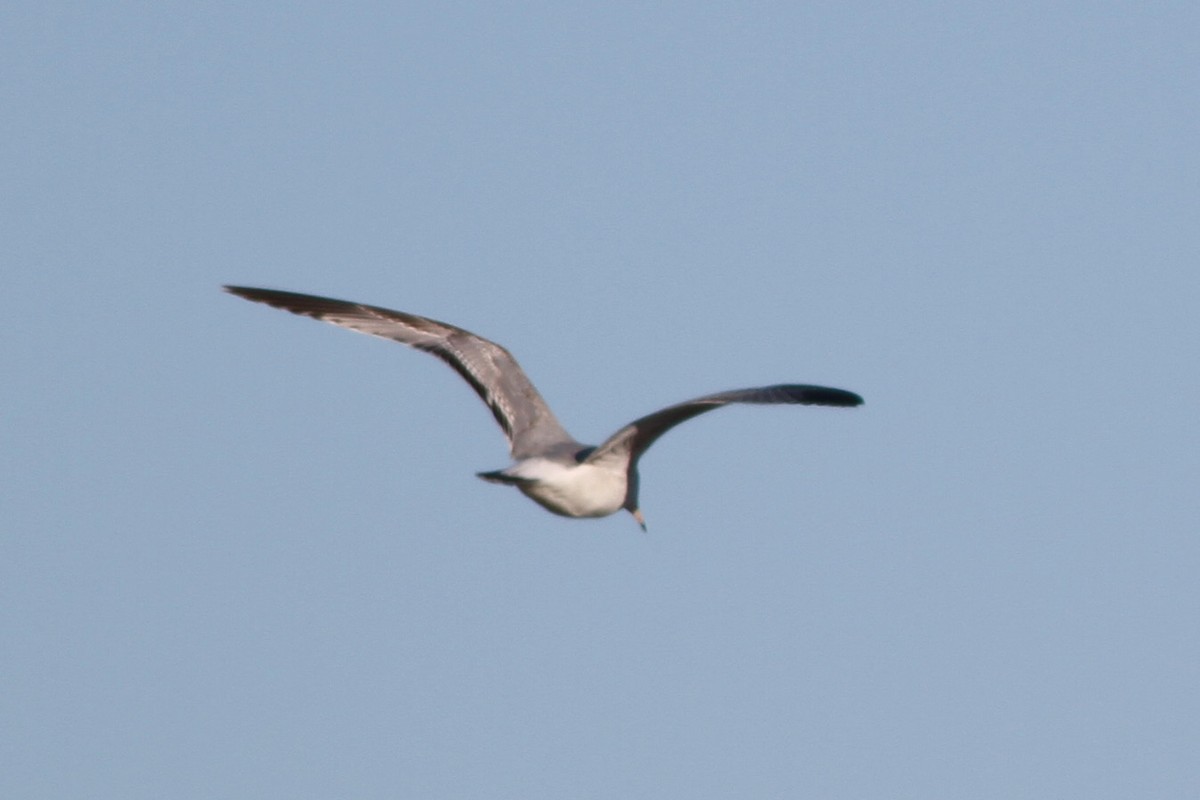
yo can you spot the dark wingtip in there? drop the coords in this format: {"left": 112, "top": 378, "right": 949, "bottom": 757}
{"left": 781, "top": 385, "right": 864, "bottom": 407}
{"left": 829, "top": 388, "right": 864, "bottom": 407}
{"left": 223, "top": 285, "right": 283, "bottom": 305}
{"left": 223, "top": 285, "right": 281, "bottom": 302}
{"left": 222, "top": 286, "right": 344, "bottom": 316}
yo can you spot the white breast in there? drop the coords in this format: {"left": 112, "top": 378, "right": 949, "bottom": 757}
{"left": 507, "top": 458, "right": 628, "bottom": 518}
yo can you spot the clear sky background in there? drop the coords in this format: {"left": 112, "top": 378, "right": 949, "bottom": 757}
{"left": 4, "top": 3, "right": 1198, "bottom": 798}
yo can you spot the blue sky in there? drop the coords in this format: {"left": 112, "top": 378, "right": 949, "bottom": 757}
{"left": 4, "top": 3, "right": 1198, "bottom": 797}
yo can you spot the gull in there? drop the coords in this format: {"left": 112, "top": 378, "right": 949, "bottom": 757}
{"left": 224, "top": 286, "right": 863, "bottom": 529}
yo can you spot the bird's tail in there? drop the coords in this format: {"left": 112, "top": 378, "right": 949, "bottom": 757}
{"left": 476, "top": 469, "right": 535, "bottom": 486}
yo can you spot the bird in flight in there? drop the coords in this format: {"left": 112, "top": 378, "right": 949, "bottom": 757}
{"left": 225, "top": 286, "right": 863, "bottom": 529}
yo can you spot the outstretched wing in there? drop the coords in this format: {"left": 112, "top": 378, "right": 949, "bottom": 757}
{"left": 587, "top": 384, "right": 863, "bottom": 467}
{"left": 224, "top": 286, "right": 576, "bottom": 458}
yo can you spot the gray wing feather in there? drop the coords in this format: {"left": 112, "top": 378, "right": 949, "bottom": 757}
{"left": 224, "top": 286, "right": 576, "bottom": 457}
{"left": 588, "top": 384, "right": 863, "bottom": 466}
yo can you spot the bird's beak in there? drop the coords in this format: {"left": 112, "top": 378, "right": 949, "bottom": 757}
{"left": 632, "top": 508, "right": 646, "bottom": 532}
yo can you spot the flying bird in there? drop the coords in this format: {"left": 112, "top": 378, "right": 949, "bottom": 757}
{"left": 224, "top": 286, "right": 863, "bottom": 529}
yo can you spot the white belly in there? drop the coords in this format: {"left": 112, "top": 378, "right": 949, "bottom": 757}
{"left": 510, "top": 459, "right": 628, "bottom": 518}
